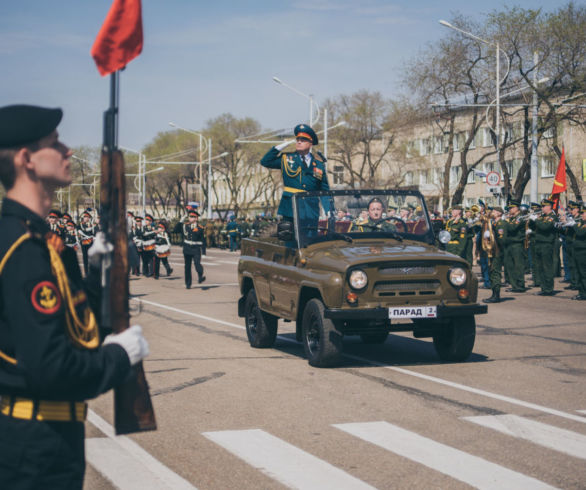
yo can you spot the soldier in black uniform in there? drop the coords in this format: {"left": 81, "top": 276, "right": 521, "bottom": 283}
{"left": 154, "top": 222, "right": 173, "bottom": 279}
{"left": 78, "top": 210, "right": 96, "bottom": 276}
{"left": 47, "top": 209, "right": 64, "bottom": 238}
{"left": 0, "top": 104, "right": 149, "bottom": 488}
{"left": 141, "top": 214, "right": 157, "bottom": 277}
{"left": 64, "top": 220, "right": 79, "bottom": 250}
{"left": 183, "top": 209, "right": 206, "bottom": 289}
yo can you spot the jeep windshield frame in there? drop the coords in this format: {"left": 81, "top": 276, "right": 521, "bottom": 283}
{"left": 291, "top": 189, "right": 436, "bottom": 248}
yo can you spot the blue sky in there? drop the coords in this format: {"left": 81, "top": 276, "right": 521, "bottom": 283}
{"left": 0, "top": 0, "right": 570, "bottom": 152}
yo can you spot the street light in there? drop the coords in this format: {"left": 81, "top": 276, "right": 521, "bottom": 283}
{"left": 273, "top": 76, "right": 320, "bottom": 126}
{"left": 439, "top": 20, "right": 511, "bottom": 180}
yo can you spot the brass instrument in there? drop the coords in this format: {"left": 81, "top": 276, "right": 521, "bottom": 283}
{"left": 481, "top": 214, "right": 498, "bottom": 258}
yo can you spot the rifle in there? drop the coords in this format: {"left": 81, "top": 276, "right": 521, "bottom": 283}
{"left": 100, "top": 72, "right": 156, "bottom": 435}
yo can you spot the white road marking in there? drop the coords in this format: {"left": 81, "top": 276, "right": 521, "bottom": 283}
{"left": 334, "top": 421, "right": 557, "bottom": 490}
{"left": 577, "top": 410, "right": 586, "bottom": 415}
{"left": 135, "top": 298, "right": 245, "bottom": 330}
{"left": 86, "top": 410, "right": 196, "bottom": 489}
{"left": 463, "top": 414, "right": 586, "bottom": 460}
{"left": 167, "top": 260, "right": 219, "bottom": 266}
{"left": 217, "top": 259, "right": 239, "bottom": 265}
{"left": 136, "top": 300, "right": 586, "bottom": 426}
{"left": 203, "top": 429, "right": 375, "bottom": 489}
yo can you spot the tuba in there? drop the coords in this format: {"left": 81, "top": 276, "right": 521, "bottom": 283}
{"left": 481, "top": 215, "right": 498, "bottom": 258}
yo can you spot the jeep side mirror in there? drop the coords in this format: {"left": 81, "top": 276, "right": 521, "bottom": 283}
{"left": 277, "top": 220, "right": 294, "bottom": 241}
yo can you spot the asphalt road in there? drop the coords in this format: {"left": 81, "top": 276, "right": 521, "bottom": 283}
{"left": 84, "top": 246, "right": 585, "bottom": 489}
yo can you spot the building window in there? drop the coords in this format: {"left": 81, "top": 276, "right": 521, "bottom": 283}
{"left": 540, "top": 156, "right": 555, "bottom": 177}
{"left": 405, "top": 171, "right": 413, "bottom": 185}
{"left": 419, "top": 139, "right": 429, "bottom": 156}
{"left": 332, "top": 165, "right": 344, "bottom": 185}
{"left": 467, "top": 169, "right": 475, "bottom": 184}
{"left": 484, "top": 161, "right": 495, "bottom": 174}
{"left": 433, "top": 136, "right": 443, "bottom": 154}
{"left": 482, "top": 127, "right": 494, "bottom": 148}
{"left": 449, "top": 166, "right": 461, "bottom": 186}
{"left": 419, "top": 169, "right": 430, "bottom": 185}
{"left": 543, "top": 125, "right": 555, "bottom": 139}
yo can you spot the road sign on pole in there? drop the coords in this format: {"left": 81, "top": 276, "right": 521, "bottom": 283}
{"left": 486, "top": 171, "right": 501, "bottom": 187}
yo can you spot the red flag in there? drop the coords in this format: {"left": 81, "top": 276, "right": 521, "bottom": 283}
{"left": 550, "top": 147, "right": 567, "bottom": 211}
{"left": 91, "top": 0, "right": 143, "bottom": 77}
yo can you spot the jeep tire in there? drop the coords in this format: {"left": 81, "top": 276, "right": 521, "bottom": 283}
{"left": 302, "top": 298, "right": 343, "bottom": 367}
{"left": 244, "top": 289, "right": 278, "bottom": 348}
{"left": 432, "top": 316, "right": 475, "bottom": 362}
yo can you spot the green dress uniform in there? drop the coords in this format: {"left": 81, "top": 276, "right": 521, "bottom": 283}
{"left": 260, "top": 124, "right": 329, "bottom": 220}
{"left": 529, "top": 210, "right": 559, "bottom": 295}
{"left": 351, "top": 218, "right": 397, "bottom": 233}
{"left": 572, "top": 214, "right": 586, "bottom": 299}
{"left": 503, "top": 216, "right": 526, "bottom": 291}
{"left": 445, "top": 218, "right": 469, "bottom": 261}
{"left": 260, "top": 148, "right": 329, "bottom": 219}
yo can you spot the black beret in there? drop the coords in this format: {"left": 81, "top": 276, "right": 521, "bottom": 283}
{"left": 294, "top": 124, "right": 318, "bottom": 145}
{"left": 0, "top": 105, "right": 63, "bottom": 149}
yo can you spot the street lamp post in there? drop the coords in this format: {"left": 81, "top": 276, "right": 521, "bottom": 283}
{"left": 439, "top": 20, "right": 511, "bottom": 183}
{"left": 272, "top": 76, "right": 320, "bottom": 126}
{"left": 169, "top": 122, "right": 208, "bottom": 205}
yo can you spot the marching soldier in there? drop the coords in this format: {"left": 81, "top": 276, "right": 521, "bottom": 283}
{"left": 571, "top": 204, "right": 586, "bottom": 300}
{"left": 141, "top": 214, "right": 157, "bottom": 277}
{"left": 64, "top": 219, "right": 79, "bottom": 250}
{"left": 484, "top": 206, "right": 507, "bottom": 303}
{"left": 527, "top": 202, "right": 541, "bottom": 287}
{"left": 154, "top": 222, "right": 173, "bottom": 279}
{"left": 445, "top": 205, "right": 470, "bottom": 262}
{"left": 127, "top": 211, "right": 140, "bottom": 276}
{"left": 183, "top": 209, "right": 206, "bottom": 288}
{"left": 78, "top": 210, "right": 96, "bottom": 276}
{"left": 205, "top": 218, "right": 215, "bottom": 248}
{"left": 0, "top": 104, "right": 148, "bottom": 487}
{"left": 260, "top": 124, "right": 329, "bottom": 221}
{"left": 47, "top": 209, "right": 65, "bottom": 238}
{"left": 528, "top": 198, "right": 559, "bottom": 295}
{"left": 131, "top": 215, "right": 145, "bottom": 275}
{"left": 503, "top": 199, "right": 527, "bottom": 292}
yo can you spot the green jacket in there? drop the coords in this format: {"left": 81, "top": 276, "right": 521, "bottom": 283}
{"left": 446, "top": 218, "right": 468, "bottom": 257}
{"left": 529, "top": 212, "right": 558, "bottom": 244}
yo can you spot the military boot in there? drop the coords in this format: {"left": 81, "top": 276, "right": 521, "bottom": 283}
{"left": 483, "top": 290, "right": 501, "bottom": 303}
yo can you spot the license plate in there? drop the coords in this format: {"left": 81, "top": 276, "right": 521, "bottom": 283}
{"left": 388, "top": 306, "right": 437, "bottom": 319}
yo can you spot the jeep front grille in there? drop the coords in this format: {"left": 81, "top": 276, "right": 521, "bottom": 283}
{"left": 374, "top": 281, "right": 440, "bottom": 297}
{"left": 379, "top": 264, "right": 436, "bottom": 275}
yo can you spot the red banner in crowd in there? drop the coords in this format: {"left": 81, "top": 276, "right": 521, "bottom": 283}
{"left": 550, "top": 147, "right": 567, "bottom": 210}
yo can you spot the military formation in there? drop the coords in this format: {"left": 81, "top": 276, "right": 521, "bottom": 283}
{"left": 438, "top": 198, "right": 586, "bottom": 303}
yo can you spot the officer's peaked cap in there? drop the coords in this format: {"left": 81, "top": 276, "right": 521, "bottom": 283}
{"left": 294, "top": 124, "right": 318, "bottom": 145}
{"left": 0, "top": 105, "right": 63, "bottom": 149}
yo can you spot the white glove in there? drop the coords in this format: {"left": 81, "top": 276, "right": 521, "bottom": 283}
{"left": 275, "top": 139, "right": 295, "bottom": 152}
{"left": 88, "top": 231, "right": 114, "bottom": 267}
{"left": 483, "top": 230, "right": 490, "bottom": 239}
{"left": 529, "top": 214, "right": 537, "bottom": 221}
{"left": 103, "top": 325, "right": 150, "bottom": 366}
{"left": 525, "top": 228, "right": 532, "bottom": 235}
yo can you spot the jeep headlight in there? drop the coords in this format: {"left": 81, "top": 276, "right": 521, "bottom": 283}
{"left": 448, "top": 267, "right": 467, "bottom": 286}
{"left": 438, "top": 230, "right": 451, "bottom": 244}
{"left": 349, "top": 269, "right": 368, "bottom": 290}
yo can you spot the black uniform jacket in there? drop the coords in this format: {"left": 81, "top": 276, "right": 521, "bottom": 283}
{"left": 0, "top": 199, "right": 130, "bottom": 401}
{"left": 182, "top": 223, "right": 206, "bottom": 255}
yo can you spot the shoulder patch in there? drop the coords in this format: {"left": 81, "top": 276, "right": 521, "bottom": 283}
{"left": 31, "top": 280, "right": 62, "bottom": 315}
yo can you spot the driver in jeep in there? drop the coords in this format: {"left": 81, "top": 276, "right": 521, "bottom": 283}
{"left": 351, "top": 197, "right": 398, "bottom": 233}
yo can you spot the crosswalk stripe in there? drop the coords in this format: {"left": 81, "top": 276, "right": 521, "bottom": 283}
{"left": 86, "top": 410, "right": 196, "bottom": 489}
{"left": 334, "top": 421, "right": 557, "bottom": 490}
{"left": 577, "top": 410, "right": 586, "bottom": 415}
{"left": 203, "top": 429, "right": 376, "bottom": 489}
{"left": 463, "top": 414, "right": 586, "bottom": 460}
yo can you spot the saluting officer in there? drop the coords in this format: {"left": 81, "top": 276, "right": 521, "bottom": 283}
{"left": 183, "top": 209, "right": 206, "bottom": 288}
{"left": 260, "top": 124, "right": 329, "bottom": 221}
{"left": 445, "top": 205, "right": 470, "bottom": 261}
{"left": 78, "top": 210, "right": 96, "bottom": 276}
{"left": 528, "top": 198, "right": 559, "bottom": 295}
{"left": 0, "top": 104, "right": 148, "bottom": 488}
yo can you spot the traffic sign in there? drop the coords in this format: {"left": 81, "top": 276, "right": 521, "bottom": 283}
{"left": 486, "top": 171, "right": 501, "bottom": 186}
